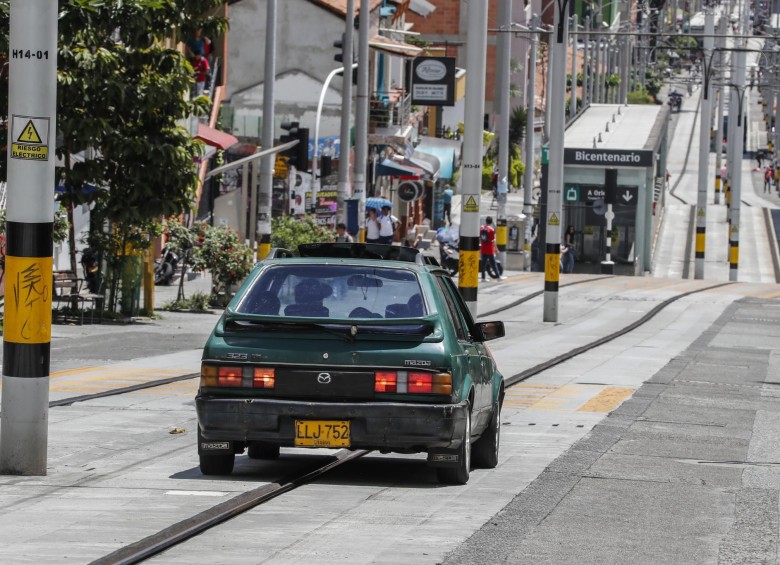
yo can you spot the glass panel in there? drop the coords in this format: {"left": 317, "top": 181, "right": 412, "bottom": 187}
{"left": 235, "top": 264, "right": 426, "bottom": 319}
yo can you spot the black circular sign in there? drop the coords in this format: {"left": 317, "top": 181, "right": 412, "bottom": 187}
{"left": 398, "top": 181, "right": 422, "bottom": 202}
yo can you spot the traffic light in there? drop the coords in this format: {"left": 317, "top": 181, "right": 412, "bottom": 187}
{"left": 280, "top": 121, "right": 309, "bottom": 171}
{"left": 333, "top": 34, "right": 357, "bottom": 84}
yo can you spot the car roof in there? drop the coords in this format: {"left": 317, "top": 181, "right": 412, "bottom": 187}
{"left": 268, "top": 243, "right": 442, "bottom": 269}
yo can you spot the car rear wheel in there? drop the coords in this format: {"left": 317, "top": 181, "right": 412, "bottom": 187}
{"left": 247, "top": 443, "right": 280, "bottom": 460}
{"left": 472, "top": 403, "right": 500, "bottom": 469}
{"left": 436, "top": 410, "right": 471, "bottom": 485}
{"left": 199, "top": 452, "right": 235, "bottom": 475}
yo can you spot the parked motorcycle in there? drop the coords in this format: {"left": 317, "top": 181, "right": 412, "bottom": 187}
{"left": 154, "top": 247, "right": 179, "bottom": 286}
{"left": 439, "top": 241, "right": 504, "bottom": 279}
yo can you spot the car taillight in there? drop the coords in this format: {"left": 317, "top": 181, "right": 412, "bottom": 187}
{"left": 200, "top": 364, "right": 218, "bottom": 387}
{"left": 217, "top": 366, "right": 243, "bottom": 387}
{"left": 253, "top": 368, "right": 275, "bottom": 388}
{"left": 374, "top": 371, "right": 452, "bottom": 394}
{"left": 375, "top": 371, "right": 397, "bottom": 393}
{"left": 408, "top": 372, "right": 432, "bottom": 393}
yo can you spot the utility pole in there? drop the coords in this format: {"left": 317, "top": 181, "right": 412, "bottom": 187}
{"left": 337, "top": 0, "right": 355, "bottom": 224}
{"left": 354, "top": 0, "right": 370, "bottom": 242}
{"left": 582, "top": 16, "right": 590, "bottom": 108}
{"left": 523, "top": 17, "right": 539, "bottom": 271}
{"left": 730, "top": 51, "right": 746, "bottom": 281}
{"left": 459, "top": 0, "right": 488, "bottom": 314}
{"left": 545, "top": 39, "right": 554, "bottom": 142}
{"left": 1, "top": 0, "right": 57, "bottom": 475}
{"left": 694, "top": 8, "right": 714, "bottom": 280}
{"left": 257, "top": 0, "right": 276, "bottom": 261}
{"left": 570, "top": 16, "right": 577, "bottom": 120}
{"left": 714, "top": 19, "right": 725, "bottom": 206}
{"left": 543, "top": 0, "right": 569, "bottom": 322}
{"left": 495, "top": 0, "right": 512, "bottom": 271}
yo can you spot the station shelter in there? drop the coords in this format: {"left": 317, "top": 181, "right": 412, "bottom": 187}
{"left": 550, "top": 104, "right": 669, "bottom": 275}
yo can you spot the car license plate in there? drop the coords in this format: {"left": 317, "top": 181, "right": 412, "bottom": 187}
{"left": 294, "top": 420, "right": 351, "bottom": 448}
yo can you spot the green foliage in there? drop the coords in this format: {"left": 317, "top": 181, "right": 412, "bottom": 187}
{"left": 189, "top": 221, "right": 254, "bottom": 302}
{"left": 644, "top": 68, "right": 663, "bottom": 98}
{"left": 627, "top": 88, "right": 655, "bottom": 105}
{"left": 482, "top": 155, "right": 495, "bottom": 192}
{"left": 162, "top": 290, "right": 210, "bottom": 313}
{"left": 270, "top": 214, "right": 335, "bottom": 253}
{"left": 509, "top": 106, "right": 527, "bottom": 147}
{"left": 509, "top": 146, "right": 526, "bottom": 189}
{"left": 0, "top": 0, "right": 228, "bottom": 310}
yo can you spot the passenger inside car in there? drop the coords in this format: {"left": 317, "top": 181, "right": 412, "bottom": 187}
{"left": 284, "top": 279, "right": 333, "bottom": 317}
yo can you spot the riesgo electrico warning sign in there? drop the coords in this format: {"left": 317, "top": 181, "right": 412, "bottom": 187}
{"left": 10, "top": 115, "right": 50, "bottom": 161}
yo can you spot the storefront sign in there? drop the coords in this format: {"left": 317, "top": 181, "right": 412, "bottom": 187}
{"left": 411, "top": 56, "right": 456, "bottom": 106}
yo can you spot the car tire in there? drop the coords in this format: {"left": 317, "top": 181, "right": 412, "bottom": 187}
{"left": 199, "top": 452, "right": 235, "bottom": 476}
{"left": 436, "top": 410, "right": 471, "bottom": 485}
{"left": 247, "top": 443, "right": 280, "bottom": 460}
{"left": 472, "top": 403, "right": 500, "bottom": 469}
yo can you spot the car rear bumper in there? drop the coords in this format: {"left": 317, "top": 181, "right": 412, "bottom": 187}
{"left": 196, "top": 396, "right": 468, "bottom": 452}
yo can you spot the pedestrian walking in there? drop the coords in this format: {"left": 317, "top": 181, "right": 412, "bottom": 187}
{"left": 191, "top": 49, "right": 210, "bottom": 98}
{"left": 757, "top": 150, "right": 764, "bottom": 169}
{"left": 765, "top": 166, "right": 773, "bottom": 193}
{"left": 480, "top": 216, "right": 506, "bottom": 281}
{"left": 561, "top": 224, "right": 576, "bottom": 273}
{"left": 442, "top": 185, "right": 454, "bottom": 225}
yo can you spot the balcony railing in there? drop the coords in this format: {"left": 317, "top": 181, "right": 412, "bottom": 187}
{"left": 369, "top": 89, "right": 412, "bottom": 131}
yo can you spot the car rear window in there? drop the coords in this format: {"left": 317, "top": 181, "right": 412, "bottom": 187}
{"left": 235, "top": 264, "right": 427, "bottom": 319}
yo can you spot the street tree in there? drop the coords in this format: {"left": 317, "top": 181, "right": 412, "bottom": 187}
{"left": 0, "top": 0, "right": 228, "bottom": 312}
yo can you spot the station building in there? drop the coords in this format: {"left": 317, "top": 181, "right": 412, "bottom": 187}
{"left": 542, "top": 103, "right": 670, "bottom": 275}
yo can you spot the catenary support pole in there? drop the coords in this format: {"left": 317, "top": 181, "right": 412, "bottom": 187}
{"left": 694, "top": 9, "right": 714, "bottom": 279}
{"left": 543, "top": 0, "right": 569, "bottom": 322}
{"left": 730, "top": 49, "right": 746, "bottom": 281}
{"left": 495, "top": 0, "right": 512, "bottom": 271}
{"left": 459, "top": 0, "right": 488, "bottom": 315}
{"left": 570, "top": 17, "right": 577, "bottom": 120}
{"left": 354, "top": 0, "right": 370, "bottom": 242}
{"left": 714, "top": 17, "right": 726, "bottom": 205}
{"left": 337, "top": 0, "right": 355, "bottom": 224}
{"left": 257, "top": 0, "right": 276, "bottom": 261}
{"left": 583, "top": 16, "right": 590, "bottom": 108}
{"left": 1, "top": 0, "right": 57, "bottom": 475}
{"left": 545, "top": 38, "right": 553, "bottom": 143}
{"left": 523, "top": 17, "right": 538, "bottom": 271}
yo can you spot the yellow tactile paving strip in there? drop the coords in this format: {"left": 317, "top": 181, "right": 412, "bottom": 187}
{"left": 504, "top": 383, "right": 636, "bottom": 413}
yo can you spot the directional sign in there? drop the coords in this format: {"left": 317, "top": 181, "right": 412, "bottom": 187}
{"left": 617, "top": 186, "right": 638, "bottom": 206}
{"left": 564, "top": 185, "right": 580, "bottom": 202}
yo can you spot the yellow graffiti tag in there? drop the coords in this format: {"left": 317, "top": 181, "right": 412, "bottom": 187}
{"left": 4, "top": 256, "right": 52, "bottom": 344}
{"left": 544, "top": 253, "right": 560, "bottom": 283}
{"left": 459, "top": 250, "right": 479, "bottom": 288}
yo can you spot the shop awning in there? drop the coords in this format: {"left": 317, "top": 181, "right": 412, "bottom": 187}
{"left": 369, "top": 35, "right": 422, "bottom": 58}
{"left": 409, "top": 150, "right": 440, "bottom": 181}
{"left": 376, "top": 157, "right": 425, "bottom": 178}
{"left": 195, "top": 123, "right": 239, "bottom": 150}
{"left": 409, "top": 0, "right": 436, "bottom": 17}
{"left": 414, "top": 136, "right": 461, "bottom": 180}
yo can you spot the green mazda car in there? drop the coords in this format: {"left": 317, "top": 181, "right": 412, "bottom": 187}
{"left": 196, "top": 243, "right": 505, "bottom": 484}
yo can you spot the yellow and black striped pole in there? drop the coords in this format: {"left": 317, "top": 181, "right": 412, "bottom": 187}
{"left": 458, "top": 0, "right": 487, "bottom": 315}
{"left": 1, "top": 0, "right": 57, "bottom": 475}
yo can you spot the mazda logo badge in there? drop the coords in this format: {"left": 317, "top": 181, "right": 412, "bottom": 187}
{"left": 317, "top": 373, "right": 332, "bottom": 384}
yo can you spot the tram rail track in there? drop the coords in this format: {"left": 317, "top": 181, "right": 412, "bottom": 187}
{"left": 78, "top": 278, "right": 734, "bottom": 564}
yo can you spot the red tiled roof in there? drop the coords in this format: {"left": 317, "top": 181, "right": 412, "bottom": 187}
{"left": 307, "top": 0, "right": 383, "bottom": 18}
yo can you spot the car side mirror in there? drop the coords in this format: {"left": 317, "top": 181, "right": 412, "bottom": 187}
{"left": 474, "top": 320, "right": 505, "bottom": 342}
